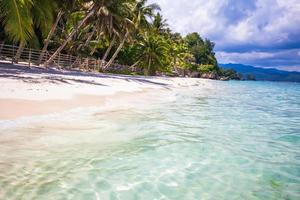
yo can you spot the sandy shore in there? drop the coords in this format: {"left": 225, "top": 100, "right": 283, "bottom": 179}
{"left": 0, "top": 63, "right": 208, "bottom": 120}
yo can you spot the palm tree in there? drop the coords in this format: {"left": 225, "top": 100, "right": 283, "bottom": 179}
{"left": 103, "top": 18, "right": 133, "bottom": 69}
{"left": 46, "top": 0, "right": 132, "bottom": 65}
{"left": 38, "top": 10, "right": 63, "bottom": 64}
{"left": 45, "top": 3, "right": 95, "bottom": 65}
{"left": 133, "top": 32, "right": 169, "bottom": 75}
{"left": 0, "top": 0, "right": 33, "bottom": 43}
{"left": 133, "top": 0, "right": 160, "bottom": 30}
{"left": 0, "top": 0, "right": 57, "bottom": 62}
{"left": 152, "top": 12, "right": 168, "bottom": 33}
{"left": 38, "top": 0, "right": 83, "bottom": 64}
{"left": 103, "top": 0, "right": 160, "bottom": 69}
{"left": 99, "top": 34, "right": 116, "bottom": 67}
{"left": 87, "top": 1, "right": 123, "bottom": 62}
{"left": 0, "top": 0, "right": 34, "bottom": 61}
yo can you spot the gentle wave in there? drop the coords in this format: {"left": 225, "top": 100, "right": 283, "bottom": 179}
{"left": 0, "top": 81, "right": 299, "bottom": 199}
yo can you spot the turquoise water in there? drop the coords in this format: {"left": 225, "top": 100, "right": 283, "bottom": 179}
{"left": 0, "top": 81, "right": 300, "bottom": 199}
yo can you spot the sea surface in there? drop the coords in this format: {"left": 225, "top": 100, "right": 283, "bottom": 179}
{"left": 0, "top": 80, "right": 299, "bottom": 200}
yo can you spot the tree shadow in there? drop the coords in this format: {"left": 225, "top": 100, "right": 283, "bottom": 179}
{"left": 0, "top": 63, "right": 171, "bottom": 88}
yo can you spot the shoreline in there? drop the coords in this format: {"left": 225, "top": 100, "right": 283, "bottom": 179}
{"left": 0, "top": 63, "right": 209, "bottom": 121}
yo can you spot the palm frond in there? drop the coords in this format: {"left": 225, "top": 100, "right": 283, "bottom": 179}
{"left": 0, "top": 0, "right": 34, "bottom": 43}
{"left": 31, "top": 0, "right": 56, "bottom": 37}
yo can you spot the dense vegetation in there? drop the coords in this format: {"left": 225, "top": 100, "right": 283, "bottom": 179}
{"left": 0, "top": 0, "right": 239, "bottom": 79}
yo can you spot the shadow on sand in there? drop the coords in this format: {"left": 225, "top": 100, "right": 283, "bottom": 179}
{"left": 0, "top": 63, "right": 170, "bottom": 88}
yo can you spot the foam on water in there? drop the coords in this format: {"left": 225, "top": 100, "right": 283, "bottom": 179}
{"left": 0, "top": 81, "right": 299, "bottom": 199}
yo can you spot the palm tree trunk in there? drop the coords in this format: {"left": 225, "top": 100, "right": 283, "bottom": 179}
{"left": 147, "top": 57, "right": 152, "bottom": 76}
{"left": 89, "top": 28, "right": 104, "bottom": 55}
{"left": 173, "top": 57, "right": 179, "bottom": 74}
{"left": 100, "top": 34, "right": 116, "bottom": 67}
{"left": 130, "top": 59, "right": 140, "bottom": 68}
{"left": 83, "top": 26, "right": 96, "bottom": 47}
{"left": 46, "top": 8, "right": 95, "bottom": 65}
{"left": 103, "top": 31, "right": 129, "bottom": 70}
{"left": 14, "top": 41, "right": 25, "bottom": 63}
{"left": 39, "top": 10, "right": 63, "bottom": 65}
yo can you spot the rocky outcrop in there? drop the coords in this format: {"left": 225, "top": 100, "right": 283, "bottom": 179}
{"left": 219, "top": 76, "right": 230, "bottom": 81}
{"left": 200, "top": 72, "right": 220, "bottom": 80}
{"left": 190, "top": 72, "right": 201, "bottom": 78}
{"left": 105, "top": 64, "right": 143, "bottom": 74}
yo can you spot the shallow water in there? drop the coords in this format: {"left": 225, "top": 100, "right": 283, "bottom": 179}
{"left": 0, "top": 80, "right": 300, "bottom": 199}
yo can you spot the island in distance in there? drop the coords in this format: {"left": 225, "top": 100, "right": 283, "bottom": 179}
{"left": 221, "top": 63, "right": 300, "bottom": 82}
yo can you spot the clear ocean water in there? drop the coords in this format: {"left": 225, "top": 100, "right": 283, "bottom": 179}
{"left": 0, "top": 80, "right": 299, "bottom": 200}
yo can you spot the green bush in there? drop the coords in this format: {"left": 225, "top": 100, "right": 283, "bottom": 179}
{"left": 198, "top": 64, "right": 218, "bottom": 73}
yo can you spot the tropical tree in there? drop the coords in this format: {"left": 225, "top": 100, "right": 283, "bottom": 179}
{"left": 0, "top": 0, "right": 33, "bottom": 45}
{"left": 152, "top": 13, "right": 168, "bottom": 33}
{"left": 38, "top": 0, "right": 79, "bottom": 64}
{"left": 87, "top": 0, "right": 125, "bottom": 66}
{"left": 169, "top": 37, "right": 194, "bottom": 74}
{"left": 184, "top": 32, "right": 218, "bottom": 67}
{"left": 45, "top": 2, "right": 94, "bottom": 65}
{"left": 46, "top": 0, "right": 133, "bottom": 65}
{"left": 0, "top": 0, "right": 229, "bottom": 79}
{"left": 133, "top": 0, "right": 160, "bottom": 30}
{"left": 0, "top": 0, "right": 33, "bottom": 61}
{"left": 38, "top": 11, "right": 65, "bottom": 63}
{"left": 103, "top": 17, "right": 133, "bottom": 69}
{"left": 102, "top": 0, "right": 160, "bottom": 69}
{"left": 134, "top": 32, "right": 170, "bottom": 75}
{"left": 0, "top": 0, "right": 57, "bottom": 62}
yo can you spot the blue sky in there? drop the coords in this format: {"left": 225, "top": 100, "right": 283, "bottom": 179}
{"left": 149, "top": 0, "right": 300, "bottom": 71}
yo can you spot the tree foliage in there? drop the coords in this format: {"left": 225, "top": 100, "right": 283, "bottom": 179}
{"left": 0, "top": 0, "right": 240, "bottom": 79}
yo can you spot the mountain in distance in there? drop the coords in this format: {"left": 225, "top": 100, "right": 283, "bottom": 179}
{"left": 220, "top": 63, "right": 300, "bottom": 82}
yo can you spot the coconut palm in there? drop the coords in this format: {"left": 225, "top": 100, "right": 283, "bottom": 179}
{"left": 133, "top": 0, "right": 160, "bottom": 30}
{"left": 38, "top": 0, "right": 85, "bottom": 64}
{"left": 0, "top": 0, "right": 33, "bottom": 45}
{"left": 103, "top": 0, "right": 160, "bottom": 69}
{"left": 86, "top": 1, "right": 123, "bottom": 61}
{"left": 45, "top": 3, "right": 94, "bottom": 64}
{"left": 0, "top": 0, "right": 33, "bottom": 62}
{"left": 152, "top": 12, "right": 168, "bottom": 33}
{"left": 0, "top": 0, "right": 57, "bottom": 62}
{"left": 46, "top": 0, "right": 133, "bottom": 65}
{"left": 38, "top": 10, "right": 63, "bottom": 64}
{"left": 133, "top": 32, "right": 169, "bottom": 75}
{"left": 103, "top": 18, "right": 134, "bottom": 69}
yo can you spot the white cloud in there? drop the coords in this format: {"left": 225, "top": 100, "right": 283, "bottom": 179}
{"left": 262, "top": 66, "right": 300, "bottom": 72}
{"left": 149, "top": 0, "right": 229, "bottom": 37}
{"left": 149, "top": 0, "right": 300, "bottom": 69}
{"left": 149, "top": 0, "right": 300, "bottom": 50}
{"left": 216, "top": 51, "right": 274, "bottom": 63}
{"left": 216, "top": 49, "right": 300, "bottom": 68}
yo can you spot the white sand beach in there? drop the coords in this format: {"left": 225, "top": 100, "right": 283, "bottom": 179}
{"left": 0, "top": 63, "right": 209, "bottom": 120}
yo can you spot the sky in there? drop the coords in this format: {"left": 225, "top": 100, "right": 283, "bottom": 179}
{"left": 149, "top": 0, "right": 300, "bottom": 71}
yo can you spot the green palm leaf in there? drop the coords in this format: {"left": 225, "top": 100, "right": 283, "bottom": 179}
{"left": 0, "top": 0, "right": 34, "bottom": 43}
{"left": 31, "top": 0, "right": 56, "bottom": 37}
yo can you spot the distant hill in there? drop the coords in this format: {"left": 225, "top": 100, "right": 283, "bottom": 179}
{"left": 220, "top": 63, "right": 300, "bottom": 82}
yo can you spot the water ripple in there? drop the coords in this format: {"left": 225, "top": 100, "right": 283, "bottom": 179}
{"left": 0, "top": 81, "right": 300, "bottom": 199}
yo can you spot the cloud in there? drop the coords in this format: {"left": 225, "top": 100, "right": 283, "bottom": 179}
{"left": 270, "top": 66, "right": 300, "bottom": 72}
{"left": 149, "top": 0, "right": 300, "bottom": 70}
{"left": 216, "top": 51, "right": 275, "bottom": 63}
{"left": 216, "top": 49, "right": 300, "bottom": 68}
{"left": 150, "top": 0, "right": 300, "bottom": 50}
